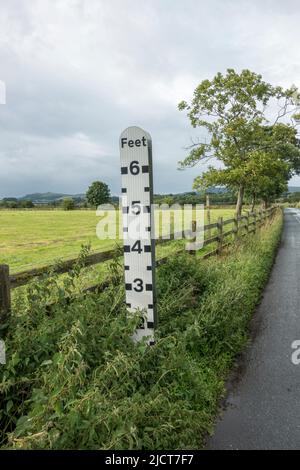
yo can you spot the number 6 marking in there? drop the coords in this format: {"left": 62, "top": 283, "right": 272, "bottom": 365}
{"left": 130, "top": 161, "right": 140, "bottom": 175}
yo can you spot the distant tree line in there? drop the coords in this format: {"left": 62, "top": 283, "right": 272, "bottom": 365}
{"left": 153, "top": 190, "right": 236, "bottom": 206}
{"left": 3, "top": 171, "right": 298, "bottom": 211}
{"left": 0, "top": 181, "right": 113, "bottom": 210}
{"left": 0, "top": 198, "right": 35, "bottom": 209}
{"left": 0, "top": 197, "right": 85, "bottom": 210}
{"left": 278, "top": 191, "right": 300, "bottom": 204}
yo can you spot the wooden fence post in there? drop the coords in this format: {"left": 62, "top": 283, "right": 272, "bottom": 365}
{"left": 258, "top": 209, "right": 262, "bottom": 227}
{"left": 217, "top": 217, "right": 223, "bottom": 254}
{"left": 0, "top": 265, "right": 11, "bottom": 322}
{"left": 188, "top": 220, "right": 197, "bottom": 255}
{"left": 253, "top": 211, "right": 257, "bottom": 234}
{"left": 233, "top": 216, "right": 238, "bottom": 241}
{"left": 271, "top": 206, "right": 275, "bottom": 219}
{"left": 206, "top": 194, "right": 211, "bottom": 239}
{"left": 246, "top": 211, "right": 250, "bottom": 233}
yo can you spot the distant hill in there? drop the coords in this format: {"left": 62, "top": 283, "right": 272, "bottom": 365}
{"left": 206, "top": 187, "right": 228, "bottom": 194}
{"left": 287, "top": 186, "right": 300, "bottom": 193}
{"left": 19, "top": 192, "right": 86, "bottom": 203}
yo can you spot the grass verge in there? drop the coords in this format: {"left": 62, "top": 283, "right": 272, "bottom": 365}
{"left": 0, "top": 210, "right": 283, "bottom": 449}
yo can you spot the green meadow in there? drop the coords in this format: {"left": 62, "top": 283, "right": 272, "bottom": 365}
{"left": 1, "top": 210, "right": 283, "bottom": 449}
{"left": 0, "top": 208, "right": 236, "bottom": 273}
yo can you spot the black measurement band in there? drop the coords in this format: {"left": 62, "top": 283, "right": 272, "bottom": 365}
{"left": 124, "top": 244, "right": 151, "bottom": 253}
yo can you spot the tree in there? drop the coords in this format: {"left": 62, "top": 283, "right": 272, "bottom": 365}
{"left": 3, "top": 197, "right": 18, "bottom": 204}
{"left": 8, "top": 201, "right": 18, "bottom": 208}
{"left": 244, "top": 124, "right": 300, "bottom": 209}
{"left": 20, "top": 200, "right": 34, "bottom": 208}
{"left": 62, "top": 197, "right": 75, "bottom": 211}
{"left": 86, "top": 181, "right": 110, "bottom": 207}
{"left": 194, "top": 124, "right": 299, "bottom": 211}
{"left": 243, "top": 151, "right": 289, "bottom": 210}
{"left": 178, "top": 69, "right": 300, "bottom": 215}
{"left": 161, "top": 196, "right": 174, "bottom": 206}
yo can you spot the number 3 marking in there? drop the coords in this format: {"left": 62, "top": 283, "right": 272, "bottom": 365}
{"left": 133, "top": 278, "right": 143, "bottom": 292}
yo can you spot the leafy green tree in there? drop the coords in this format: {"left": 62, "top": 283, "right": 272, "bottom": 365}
{"left": 8, "top": 201, "right": 18, "bottom": 209}
{"left": 161, "top": 196, "right": 174, "bottom": 206}
{"left": 195, "top": 124, "right": 299, "bottom": 211}
{"left": 245, "top": 124, "right": 300, "bottom": 208}
{"left": 62, "top": 197, "right": 75, "bottom": 211}
{"left": 243, "top": 151, "right": 289, "bottom": 210}
{"left": 86, "top": 181, "right": 110, "bottom": 207}
{"left": 178, "top": 69, "right": 300, "bottom": 215}
{"left": 20, "top": 200, "right": 34, "bottom": 208}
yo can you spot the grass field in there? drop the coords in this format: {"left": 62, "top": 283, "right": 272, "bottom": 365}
{"left": 0, "top": 209, "right": 282, "bottom": 449}
{"left": 0, "top": 208, "right": 236, "bottom": 273}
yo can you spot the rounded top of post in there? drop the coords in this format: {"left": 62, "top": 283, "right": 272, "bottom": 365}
{"left": 119, "top": 127, "right": 152, "bottom": 154}
{"left": 120, "top": 126, "right": 151, "bottom": 144}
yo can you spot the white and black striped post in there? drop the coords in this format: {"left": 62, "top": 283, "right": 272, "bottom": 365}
{"left": 119, "top": 126, "right": 156, "bottom": 344}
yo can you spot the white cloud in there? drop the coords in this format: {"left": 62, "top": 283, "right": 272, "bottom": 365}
{"left": 0, "top": 0, "right": 300, "bottom": 197}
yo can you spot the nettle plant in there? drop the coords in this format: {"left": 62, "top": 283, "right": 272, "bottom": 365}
{"left": 179, "top": 69, "right": 300, "bottom": 215}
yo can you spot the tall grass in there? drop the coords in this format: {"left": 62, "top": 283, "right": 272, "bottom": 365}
{"left": 0, "top": 211, "right": 283, "bottom": 449}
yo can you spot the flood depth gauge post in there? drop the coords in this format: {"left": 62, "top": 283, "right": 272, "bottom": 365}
{"left": 119, "top": 126, "right": 157, "bottom": 344}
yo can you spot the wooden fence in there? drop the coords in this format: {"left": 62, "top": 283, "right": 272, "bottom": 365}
{"left": 0, "top": 206, "right": 278, "bottom": 321}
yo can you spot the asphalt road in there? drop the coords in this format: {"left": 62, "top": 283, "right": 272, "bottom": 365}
{"left": 208, "top": 208, "right": 300, "bottom": 450}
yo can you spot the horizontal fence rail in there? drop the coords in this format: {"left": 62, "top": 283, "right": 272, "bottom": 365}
{"left": 0, "top": 206, "right": 279, "bottom": 321}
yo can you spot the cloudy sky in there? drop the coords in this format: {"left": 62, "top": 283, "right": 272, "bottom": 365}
{"left": 0, "top": 0, "right": 299, "bottom": 198}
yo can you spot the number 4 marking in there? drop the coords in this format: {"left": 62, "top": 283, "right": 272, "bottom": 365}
{"left": 131, "top": 240, "right": 143, "bottom": 254}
